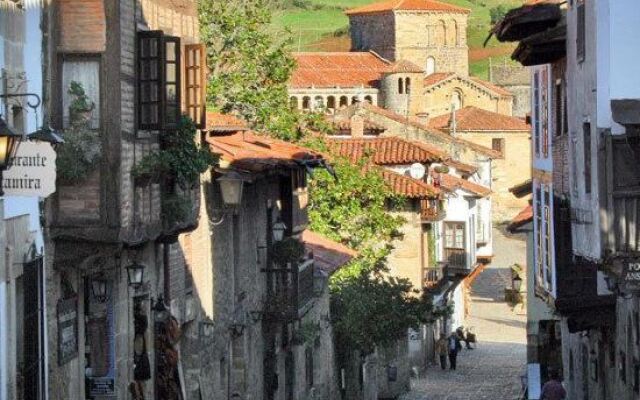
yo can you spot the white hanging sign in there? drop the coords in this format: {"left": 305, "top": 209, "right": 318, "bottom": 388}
{"left": 3, "top": 141, "right": 57, "bottom": 197}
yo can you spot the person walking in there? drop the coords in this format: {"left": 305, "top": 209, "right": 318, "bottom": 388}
{"left": 447, "top": 331, "right": 461, "bottom": 370}
{"left": 456, "top": 326, "right": 472, "bottom": 349}
{"left": 540, "top": 370, "right": 566, "bottom": 400}
{"left": 435, "top": 333, "right": 448, "bottom": 370}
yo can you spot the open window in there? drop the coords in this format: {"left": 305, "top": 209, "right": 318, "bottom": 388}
{"left": 137, "top": 31, "right": 182, "bottom": 131}
{"left": 184, "top": 44, "right": 207, "bottom": 129}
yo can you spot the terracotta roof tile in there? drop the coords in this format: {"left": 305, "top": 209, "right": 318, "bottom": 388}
{"left": 207, "top": 131, "right": 322, "bottom": 173}
{"left": 429, "top": 106, "right": 531, "bottom": 131}
{"left": 469, "top": 77, "right": 514, "bottom": 96}
{"left": 326, "top": 136, "right": 444, "bottom": 165}
{"left": 422, "top": 73, "right": 512, "bottom": 97}
{"left": 444, "top": 159, "right": 478, "bottom": 175}
{"left": 387, "top": 59, "right": 424, "bottom": 73}
{"left": 328, "top": 118, "right": 386, "bottom": 132}
{"left": 361, "top": 103, "right": 501, "bottom": 158}
{"left": 423, "top": 72, "right": 456, "bottom": 87}
{"left": 508, "top": 205, "right": 533, "bottom": 231}
{"left": 346, "top": 0, "right": 471, "bottom": 15}
{"left": 206, "top": 112, "right": 248, "bottom": 132}
{"left": 291, "top": 52, "right": 391, "bottom": 89}
{"left": 438, "top": 174, "right": 491, "bottom": 197}
{"left": 380, "top": 168, "right": 440, "bottom": 198}
{"left": 302, "top": 230, "right": 357, "bottom": 275}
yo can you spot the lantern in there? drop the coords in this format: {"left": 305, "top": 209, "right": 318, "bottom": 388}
{"left": 217, "top": 171, "right": 245, "bottom": 206}
{"left": 126, "top": 262, "right": 145, "bottom": 289}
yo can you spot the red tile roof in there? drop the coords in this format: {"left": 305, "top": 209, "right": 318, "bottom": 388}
{"left": 302, "top": 230, "right": 358, "bottom": 275}
{"left": 207, "top": 131, "right": 322, "bottom": 173}
{"left": 423, "top": 73, "right": 513, "bottom": 97}
{"left": 469, "top": 77, "right": 514, "bottom": 97}
{"left": 380, "top": 168, "right": 440, "bottom": 198}
{"left": 361, "top": 103, "right": 501, "bottom": 158}
{"left": 388, "top": 59, "right": 424, "bottom": 73}
{"left": 508, "top": 205, "right": 533, "bottom": 231}
{"left": 329, "top": 118, "right": 386, "bottom": 132}
{"left": 424, "top": 72, "right": 456, "bottom": 87}
{"left": 444, "top": 159, "right": 478, "bottom": 175}
{"left": 429, "top": 106, "right": 531, "bottom": 131}
{"left": 206, "top": 112, "right": 248, "bottom": 132}
{"left": 346, "top": 0, "right": 471, "bottom": 15}
{"left": 326, "top": 136, "right": 444, "bottom": 165}
{"left": 291, "top": 52, "right": 392, "bottom": 89}
{"left": 439, "top": 174, "right": 491, "bottom": 197}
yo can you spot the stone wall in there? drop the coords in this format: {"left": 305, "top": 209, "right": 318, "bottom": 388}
{"left": 457, "top": 130, "right": 531, "bottom": 221}
{"left": 381, "top": 71, "right": 426, "bottom": 116}
{"left": 424, "top": 76, "right": 513, "bottom": 117}
{"left": 388, "top": 202, "right": 427, "bottom": 291}
{"left": 394, "top": 11, "right": 469, "bottom": 76}
{"left": 349, "top": 13, "right": 396, "bottom": 60}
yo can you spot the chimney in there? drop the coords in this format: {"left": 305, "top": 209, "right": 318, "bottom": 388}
{"left": 350, "top": 114, "right": 365, "bottom": 138}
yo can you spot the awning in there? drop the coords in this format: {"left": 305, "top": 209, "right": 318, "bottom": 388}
{"left": 487, "top": 2, "right": 563, "bottom": 44}
{"left": 511, "top": 24, "right": 567, "bottom": 66}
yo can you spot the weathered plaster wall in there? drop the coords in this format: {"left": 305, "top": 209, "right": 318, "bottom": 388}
{"left": 458, "top": 130, "right": 531, "bottom": 221}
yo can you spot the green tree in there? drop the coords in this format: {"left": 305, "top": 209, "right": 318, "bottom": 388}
{"left": 490, "top": 4, "right": 508, "bottom": 24}
{"left": 198, "top": 0, "right": 301, "bottom": 140}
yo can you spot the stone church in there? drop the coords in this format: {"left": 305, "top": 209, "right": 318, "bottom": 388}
{"left": 288, "top": 0, "right": 514, "bottom": 118}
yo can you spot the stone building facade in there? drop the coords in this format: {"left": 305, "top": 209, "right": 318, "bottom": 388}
{"left": 44, "top": 0, "right": 209, "bottom": 398}
{"left": 288, "top": 0, "right": 514, "bottom": 119}
{"left": 490, "top": 63, "right": 531, "bottom": 118}
{"left": 348, "top": 1, "right": 470, "bottom": 77}
{"left": 429, "top": 106, "right": 532, "bottom": 221}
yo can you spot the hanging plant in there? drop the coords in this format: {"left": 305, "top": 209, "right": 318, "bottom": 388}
{"left": 56, "top": 126, "right": 101, "bottom": 184}
{"left": 68, "top": 81, "right": 95, "bottom": 128}
{"left": 161, "top": 194, "right": 193, "bottom": 228}
{"left": 132, "top": 116, "right": 218, "bottom": 188}
{"left": 271, "top": 237, "right": 306, "bottom": 266}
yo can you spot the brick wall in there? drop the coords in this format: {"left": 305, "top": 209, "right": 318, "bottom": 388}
{"left": 57, "top": 170, "right": 101, "bottom": 221}
{"left": 58, "top": 0, "right": 106, "bottom": 53}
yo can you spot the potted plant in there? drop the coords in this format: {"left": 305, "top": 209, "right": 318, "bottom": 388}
{"left": 68, "top": 81, "right": 95, "bottom": 127}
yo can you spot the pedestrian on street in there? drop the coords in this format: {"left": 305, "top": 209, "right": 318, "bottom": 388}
{"left": 540, "top": 370, "right": 566, "bottom": 400}
{"left": 435, "top": 333, "right": 449, "bottom": 370}
{"left": 447, "top": 331, "right": 461, "bottom": 370}
{"left": 456, "top": 326, "right": 473, "bottom": 349}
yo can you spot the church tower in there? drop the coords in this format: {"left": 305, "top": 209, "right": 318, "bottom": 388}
{"left": 347, "top": 0, "right": 470, "bottom": 77}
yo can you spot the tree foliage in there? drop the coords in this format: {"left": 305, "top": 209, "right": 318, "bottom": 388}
{"left": 198, "top": 0, "right": 302, "bottom": 141}
{"left": 199, "top": 0, "right": 445, "bottom": 354}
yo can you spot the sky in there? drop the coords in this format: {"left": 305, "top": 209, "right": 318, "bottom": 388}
{"left": 4, "top": 196, "right": 43, "bottom": 250}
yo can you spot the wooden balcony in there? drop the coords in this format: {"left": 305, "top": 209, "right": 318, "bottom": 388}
{"left": 603, "top": 134, "right": 640, "bottom": 255}
{"left": 443, "top": 248, "right": 467, "bottom": 270}
{"left": 421, "top": 199, "right": 446, "bottom": 222}
{"left": 263, "top": 259, "right": 316, "bottom": 322}
{"left": 423, "top": 266, "right": 445, "bottom": 289}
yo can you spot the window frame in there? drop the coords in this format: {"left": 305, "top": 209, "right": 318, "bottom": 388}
{"left": 184, "top": 43, "right": 207, "bottom": 129}
{"left": 583, "top": 122, "right": 592, "bottom": 194}
{"left": 576, "top": 0, "right": 586, "bottom": 63}
{"left": 491, "top": 138, "right": 505, "bottom": 157}
{"left": 136, "top": 31, "right": 182, "bottom": 131}
{"left": 57, "top": 53, "right": 103, "bottom": 130}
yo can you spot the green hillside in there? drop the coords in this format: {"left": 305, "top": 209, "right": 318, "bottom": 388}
{"left": 273, "top": 0, "right": 522, "bottom": 79}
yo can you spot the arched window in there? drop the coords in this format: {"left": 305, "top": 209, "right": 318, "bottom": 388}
{"left": 339, "top": 96, "right": 348, "bottom": 107}
{"left": 314, "top": 96, "right": 324, "bottom": 110}
{"left": 435, "top": 20, "right": 446, "bottom": 46}
{"left": 290, "top": 96, "right": 299, "bottom": 109}
{"left": 398, "top": 78, "right": 404, "bottom": 94}
{"left": 351, "top": 96, "right": 359, "bottom": 105}
{"left": 364, "top": 95, "right": 373, "bottom": 104}
{"left": 327, "top": 96, "right": 336, "bottom": 110}
{"left": 405, "top": 78, "right": 411, "bottom": 94}
{"left": 302, "top": 96, "right": 311, "bottom": 110}
{"left": 426, "top": 57, "right": 436, "bottom": 75}
{"left": 450, "top": 20, "right": 459, "bottom": 46}
{"left": 451, "top": 90, "right": 463, "bottom": 110}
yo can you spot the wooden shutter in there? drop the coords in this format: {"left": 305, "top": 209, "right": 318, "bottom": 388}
{"left": 185, "top": 44, "right": 207, "bottom": 129}
{"left": 577, "top": 1, "right": 586, "bottom": 62}
{"left": 162, "top": 36, "right": 181, "bottom": 130}
{"left": 138, "top": 31, "right": 163, "bottom": 130}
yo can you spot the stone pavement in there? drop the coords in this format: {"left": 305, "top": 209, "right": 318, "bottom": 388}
{"left": 400, "top": 228, "right": 527, "bottom": 400}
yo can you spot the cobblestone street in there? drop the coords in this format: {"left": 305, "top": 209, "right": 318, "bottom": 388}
{"left": 401, "top": 228, "right": 527, "bottom": 400}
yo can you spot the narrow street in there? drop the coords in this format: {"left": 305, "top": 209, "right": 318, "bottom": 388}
{"left": 402, "top": 228, "right": 527, "bottom": 400}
